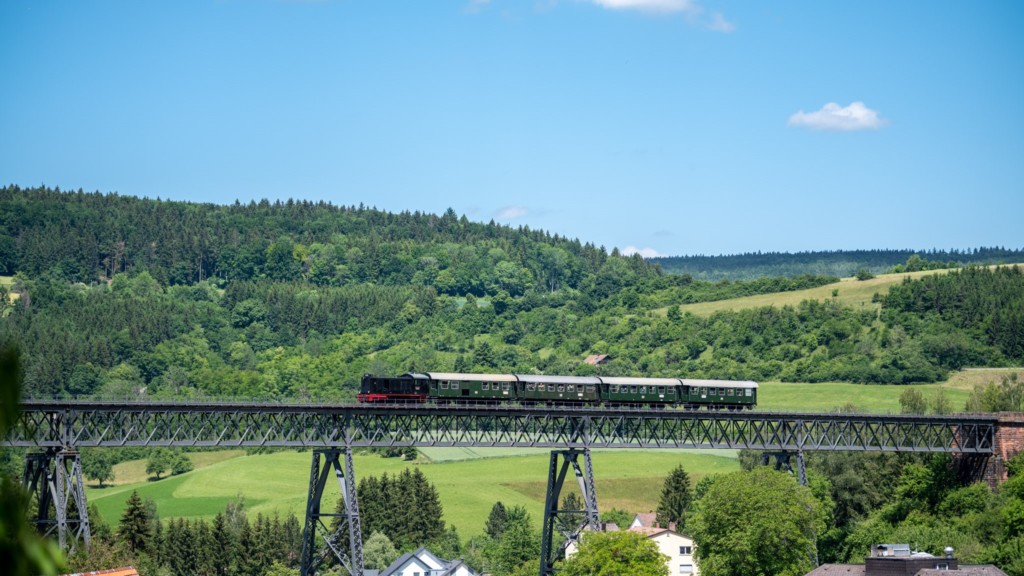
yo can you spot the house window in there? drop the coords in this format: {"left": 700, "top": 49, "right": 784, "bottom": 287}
{"left": 680, "top": 564, "right": 693, "bottom": 574}
{"left": 679, "top": 546, "right": 692, "bottom": 555}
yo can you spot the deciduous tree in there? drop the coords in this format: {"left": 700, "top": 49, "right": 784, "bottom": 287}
{"left": 559, "top": 531, "right": 668, "bottom": 576}
{"left": 689, "top": 467, "right": 825, "bottom": 576}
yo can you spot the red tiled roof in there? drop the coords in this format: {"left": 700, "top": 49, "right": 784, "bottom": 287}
{"left": 66, "top": 568, "right": 140, "bottom": 576}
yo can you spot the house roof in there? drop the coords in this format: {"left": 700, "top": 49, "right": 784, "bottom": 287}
{"left": 918, "top": 568, "right": 1007, "bottom": 576}
{"left": 583, "top": 354, "right": 610, "bottom": 365}
{"left": 632, "top": 512, "right": 657, "bottom": 527}
{"left": 377, "top": 547, "right": 478, "bottom": 576}
{"left": 805, "top": 564, "right": 1007, "bottom": 576}
{"left": 806, "top": 566, "right": 866, "bottom": 576}
{"left": 66, "top": 565, "right": 141, "bottom": 569}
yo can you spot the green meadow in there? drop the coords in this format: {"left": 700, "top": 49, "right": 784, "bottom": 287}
{"left": 87, "top": 449, "right": 739, "bottom": 537}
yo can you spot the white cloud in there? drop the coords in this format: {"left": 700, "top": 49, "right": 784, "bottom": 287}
{"left": 494, "top": 205, "right": 529, "bottom": 219}
{"left": 465, "top": 0, "right": 491, "bottom": 13}
{"left": 788, "top": 102, "right": 888, "bottom": 132}
{"left": 589, "top": 0, "right": 700, "bottom": 15}
{"left": 706, "top": 11, "right": 735, "bottom": 32}
{"left": 621, "top": 245, "right": 666, "bottom": 258}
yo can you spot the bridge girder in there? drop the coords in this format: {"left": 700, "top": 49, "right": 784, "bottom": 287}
{"left": 7, "top": 402, "right": 998, "bottom": 454}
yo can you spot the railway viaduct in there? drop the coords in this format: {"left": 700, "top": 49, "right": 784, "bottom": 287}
{"left": 5, "top": 401, "right": 1023, "bottom": 576}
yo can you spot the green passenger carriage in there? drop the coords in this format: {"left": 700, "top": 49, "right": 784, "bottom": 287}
{"left": 358, "top": 372, "right": 758, "bottom": 410}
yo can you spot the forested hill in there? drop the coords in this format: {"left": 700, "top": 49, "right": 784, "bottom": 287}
{"left": 1, "top": 185, "right": 1023, "bottom": 399}
{"left": 0, "top": 185, "right": 647, "bottom": 291}
{"left": 651, "top": 248, "right": 1024, "bottom": 280}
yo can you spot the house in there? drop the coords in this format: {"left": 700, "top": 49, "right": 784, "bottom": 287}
{"left": 629, "top": 526, "right": 699, "bottom": 576}
{"left": 583, "top": 354, "right": 610, "bottom": 365}
{"left": 630, "top": 512, "right": 658, "bottom": 529}
{"left": 364, "top": 546, "right": 478, "bottom": 576}
{"left": 566, "top": 522, "right": 699, "bottom": 576}
{"left": 805, "top": 544, "right": 1007, "bottom": 576}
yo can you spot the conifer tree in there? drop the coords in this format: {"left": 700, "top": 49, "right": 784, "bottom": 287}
{"left": 485, "top": 502, "right": 508, "bottom": 539}
{"left": 117, "top": 490, "right": 153, "bottom": 554}
{"left": 656, "top": 464, "right": 692, "bottom": 530}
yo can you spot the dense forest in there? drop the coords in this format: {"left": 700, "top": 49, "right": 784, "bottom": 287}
{"left": 1, "top": 186, "right": 1023, "bottom": 399}
{"left": 652, "top": 248, "right": 1024, "bottom": 280}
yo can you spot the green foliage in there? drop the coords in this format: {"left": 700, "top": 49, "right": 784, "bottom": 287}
{"left": 491, "top": 510, "right": 538, "bottom": 576}
{"left": 599, "top": 508, "right": 633, "bottom": 529}
{"left": 652, "top": 248, "right": 1022, "bottom": 281}
{"left": 689, "top": 467, "right": 825, "bottom": 576}
{"left": 147, "top": 449, "right": 173, "bottom": 480}
{"left": 355, "top": 468, "right": 445, "bottom": 551}
{"left": 0, "top": 345, "right": 66, "bottom": 576}
{"left": 656, "top": 464, "right": 692, "bottom": 529}
{"left": 486, "top": 501, "right": 508, "bottom": 539}
{"left": 559, "top": 531, "right": 668, "bottom": 576}
{"left": 855, "top": 269, "right": 875, "bottom": 281}
{"left": 965, "top": 373, "right": 1024, "bottom": 412}
{"left": 82, "top": 449, "right": 115, "bottom": 487}
{"left": 118, "top": 490, "right": 154, "bottom": 554}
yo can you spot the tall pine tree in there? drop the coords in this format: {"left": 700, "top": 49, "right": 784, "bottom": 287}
{"left": 656, "top": 464, "right": 692, "bottom": 530}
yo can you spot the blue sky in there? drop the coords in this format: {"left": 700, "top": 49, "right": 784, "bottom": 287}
{"left": 2, "top": 1, "right": 1022, "bottom": 257}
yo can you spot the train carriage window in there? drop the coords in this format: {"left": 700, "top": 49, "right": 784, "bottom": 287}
{"left": 727, "top": 388, "right": 734, "bottom": 396}
{"left": 548, "top": 384, "right": 556, "bottom": 392}
{"left": 557, "top": 385, "right": 564, "bottom": 392}
{"left": 701, "top": 387, "right": 708, "bottom": 395}
{"left": 610, "top": 385, "right": 619, "bottom": 393}
{"left": 567, "top": 385, "right": 574, "bottom": 392}
{"left": 586, "top": 386, "right": 595, "bottom": 393}
{"left": 527, "top": 384, "right": 536, "bottom": 392}
{"left": 745, "top": 389, "right": 752, "bottom": 396}
{"left": 482, "top": 383, "right": 489, "bottom": 390}
{"left": 441, "top": 382, "right": 448, "bottom": 390}
{"left": 452, "top": 382, "right": 460, "bottom": 390}
{"left": 503, "top": 383, "right": 510, "bottom": 391}
{"left": 639, "top": 386, "right": 647, "bottom": 394}
{"left": 630, "top": 386, "right": 638, "bottom": 394}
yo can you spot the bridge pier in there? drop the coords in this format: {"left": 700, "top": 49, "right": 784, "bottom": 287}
{"left": 760, "top": 450, "right": 807, "bottom": 486}
{"left": 539, "top": 449, "right": 600, "bottom": 576}
{"left": 300, "top": 448, "right": 364, "bottom": 576}
{"left": 23, "top": 448, "right": 91, "bottom": 554}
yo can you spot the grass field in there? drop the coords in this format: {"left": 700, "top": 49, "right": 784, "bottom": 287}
{"left": 672, "top": 266, "right": 1023, "bottom": 317}
{"left": 87, "top": 449, "right": 740, "bottom": 537}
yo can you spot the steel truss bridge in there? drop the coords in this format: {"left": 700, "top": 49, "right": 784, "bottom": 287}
{"left": 6, "top": 401, "right": 1000, "bottom": 576}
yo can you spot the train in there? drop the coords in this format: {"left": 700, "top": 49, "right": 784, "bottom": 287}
{"left": 358, "top": 372, "right": 758, "bottom": 410}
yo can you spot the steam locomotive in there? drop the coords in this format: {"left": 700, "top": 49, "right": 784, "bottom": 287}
{"left": 358, "top": 372, "right": 758, "bottom": 410}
